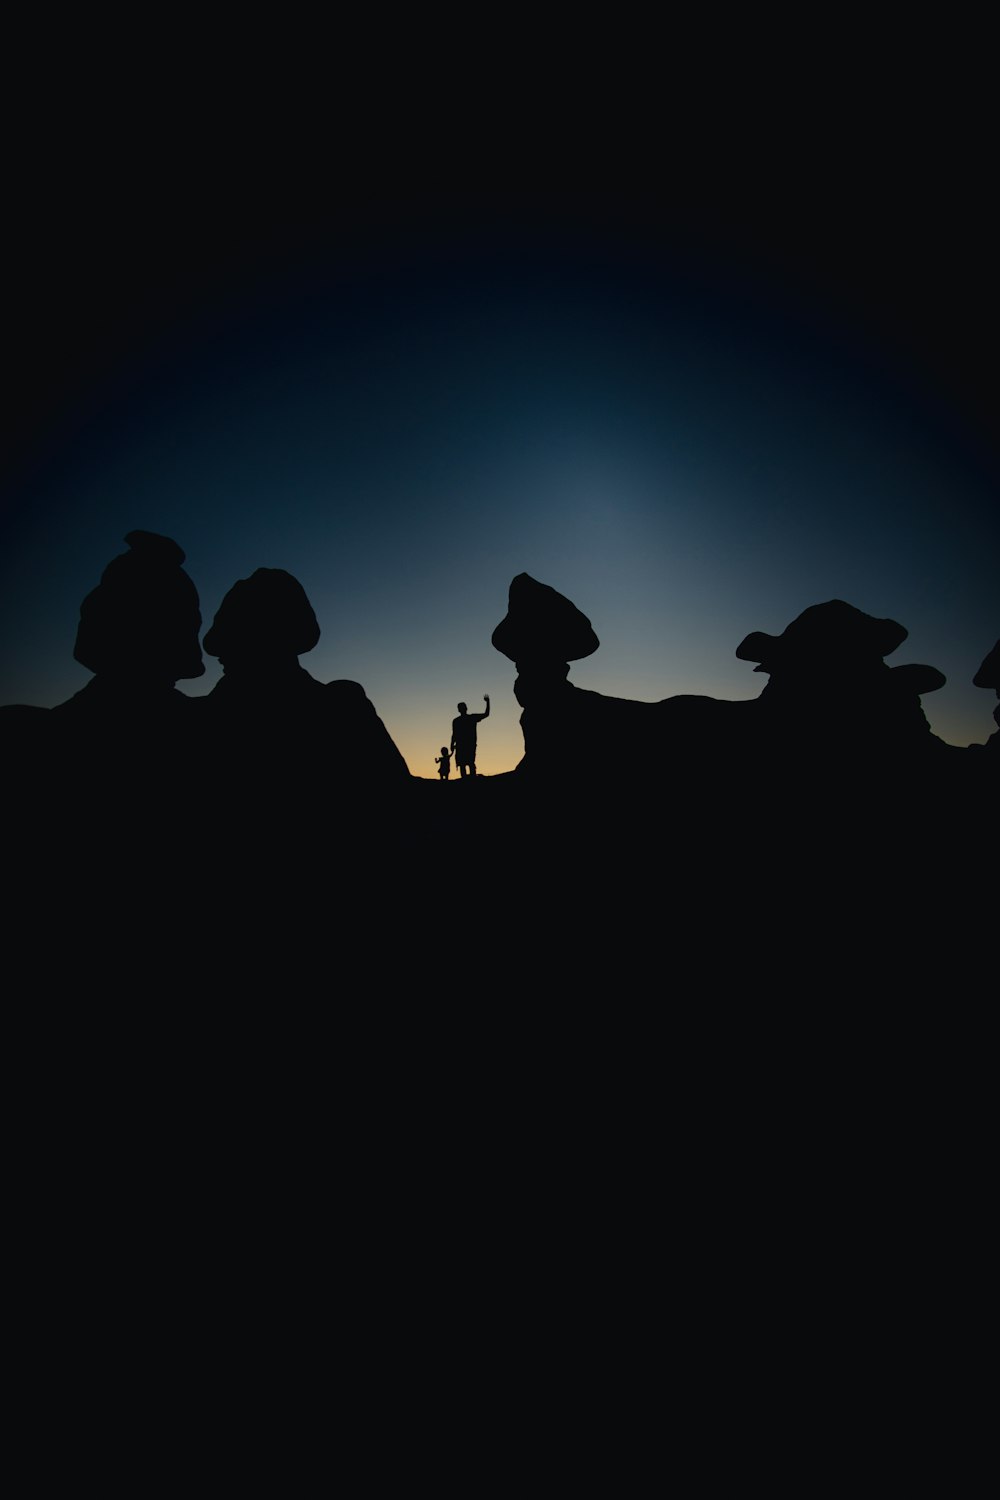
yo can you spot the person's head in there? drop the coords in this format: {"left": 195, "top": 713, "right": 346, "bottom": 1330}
{"left": 203, "top": 568, "right": 320, "bottom": 675}
{"left": 457, "top": 702, "right": 467, "bottom": 715}
{"left": 441, "top": 746, "right": 449, "bottom": 755}
{"left": 73, "top": 530, "right": 204, "bottom": 685}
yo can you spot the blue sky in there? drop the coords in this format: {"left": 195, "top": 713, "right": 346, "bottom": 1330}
{"left": 2, "top": 214, "right": 996, "bottom": 774}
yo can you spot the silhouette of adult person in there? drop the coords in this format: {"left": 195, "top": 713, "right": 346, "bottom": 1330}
{"left": 450, "top": 696, "right": 490, "bottom": 778}
{"left": 202, "top": 568, "right": 410, "bottom": 803}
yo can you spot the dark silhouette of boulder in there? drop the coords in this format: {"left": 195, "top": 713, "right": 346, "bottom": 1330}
{"left": 735, "top": 599, "right": 947, "bottom": 772}
{"left": 202, "top": 568, "right": 410, "bottom": 804}
{"left": 4, "top": 530, "right": 204, "bottom": 831}
{"left": 491, "top": 573, "right": 656, "bottom": 787}
{"left": 0, "top": 533, "right": 208, "bottom": 953}
{"left": 0, "top": 704, "right": 57, "bottom": 855}
{"left": 203, "top": 567, "right": 320, "bottom": 664}
{"left": 972, "top": 640, "right": 1000, "bottom": 750}
{"left": 488, "top": 577, "right": 957, "bottom": 917}
{"left": 491, "top": 573, "right": 748, "bottom": 792}
{"left": 728, "top": 599, "right": 960, "bottom": 899}
{"left": 36, "top": 529, "right": 206, "bottom": 878}
{"left": 492, "top": 573, "right": 600, "bottom": 668}
{"left": 973, "top": 641, "right": 1000, "bottom": 691}
{"left": 71, "top": 530, "right": 205, "bottom": 685}
{"left": 51, "top": 530, "right": 204, "bottom": 760}
{"left": 736, "top": 599, "right": 908, "bottom": 671}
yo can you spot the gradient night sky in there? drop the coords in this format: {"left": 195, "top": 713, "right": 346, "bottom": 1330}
{"left": 3, "top": 97, "right": 997, "bottom": 775}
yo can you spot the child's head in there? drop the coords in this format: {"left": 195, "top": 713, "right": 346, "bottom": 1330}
{"left": 440, "top": 747, "right": 449, "bottom": 755}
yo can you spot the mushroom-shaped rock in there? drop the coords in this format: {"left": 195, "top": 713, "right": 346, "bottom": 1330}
{"left": 888, "top": 664, "right": 946, "bottom": 697}
{"left": 492, "top": 574, "right": 600, "bottom": 665}
{"left": 203, "top": 568, "right": 320, "bottom": 663}
{"left": 973, "top": 641, "right": 1000, "bottom": 693}
{"left": 74, "top": 530, "right": 204, "bottom": 681}
{"left": 972, "top": 640, "right": 1000, "bottom": 744}
{"left": 736, "top": 600, "right": 908, "bottom": 674}
{"left": 732, "top": 599, "right": 950, "bottom": 774}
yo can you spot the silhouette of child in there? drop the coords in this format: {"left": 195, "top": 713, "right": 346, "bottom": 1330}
{"left": 435, "top": 746, "right": 452, "bottom": 780}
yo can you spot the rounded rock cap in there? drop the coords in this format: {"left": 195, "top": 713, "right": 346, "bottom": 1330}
{"left": 73, "top": 530, "right": 205, "bottom": 679}
{"left": 973, "top": 640, "right": 1000, "bottom": 691}
{"left": 203, "top": 568, "right": 320, "bottom": 660}
{"left": 736, "top": 600, "right": 908, "bottom": 673}
{"left": 491, "top": 574, "right": 600, "bottom": 664}
{"left": 889, "top": 663, "right": 946, "bottom": 696}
